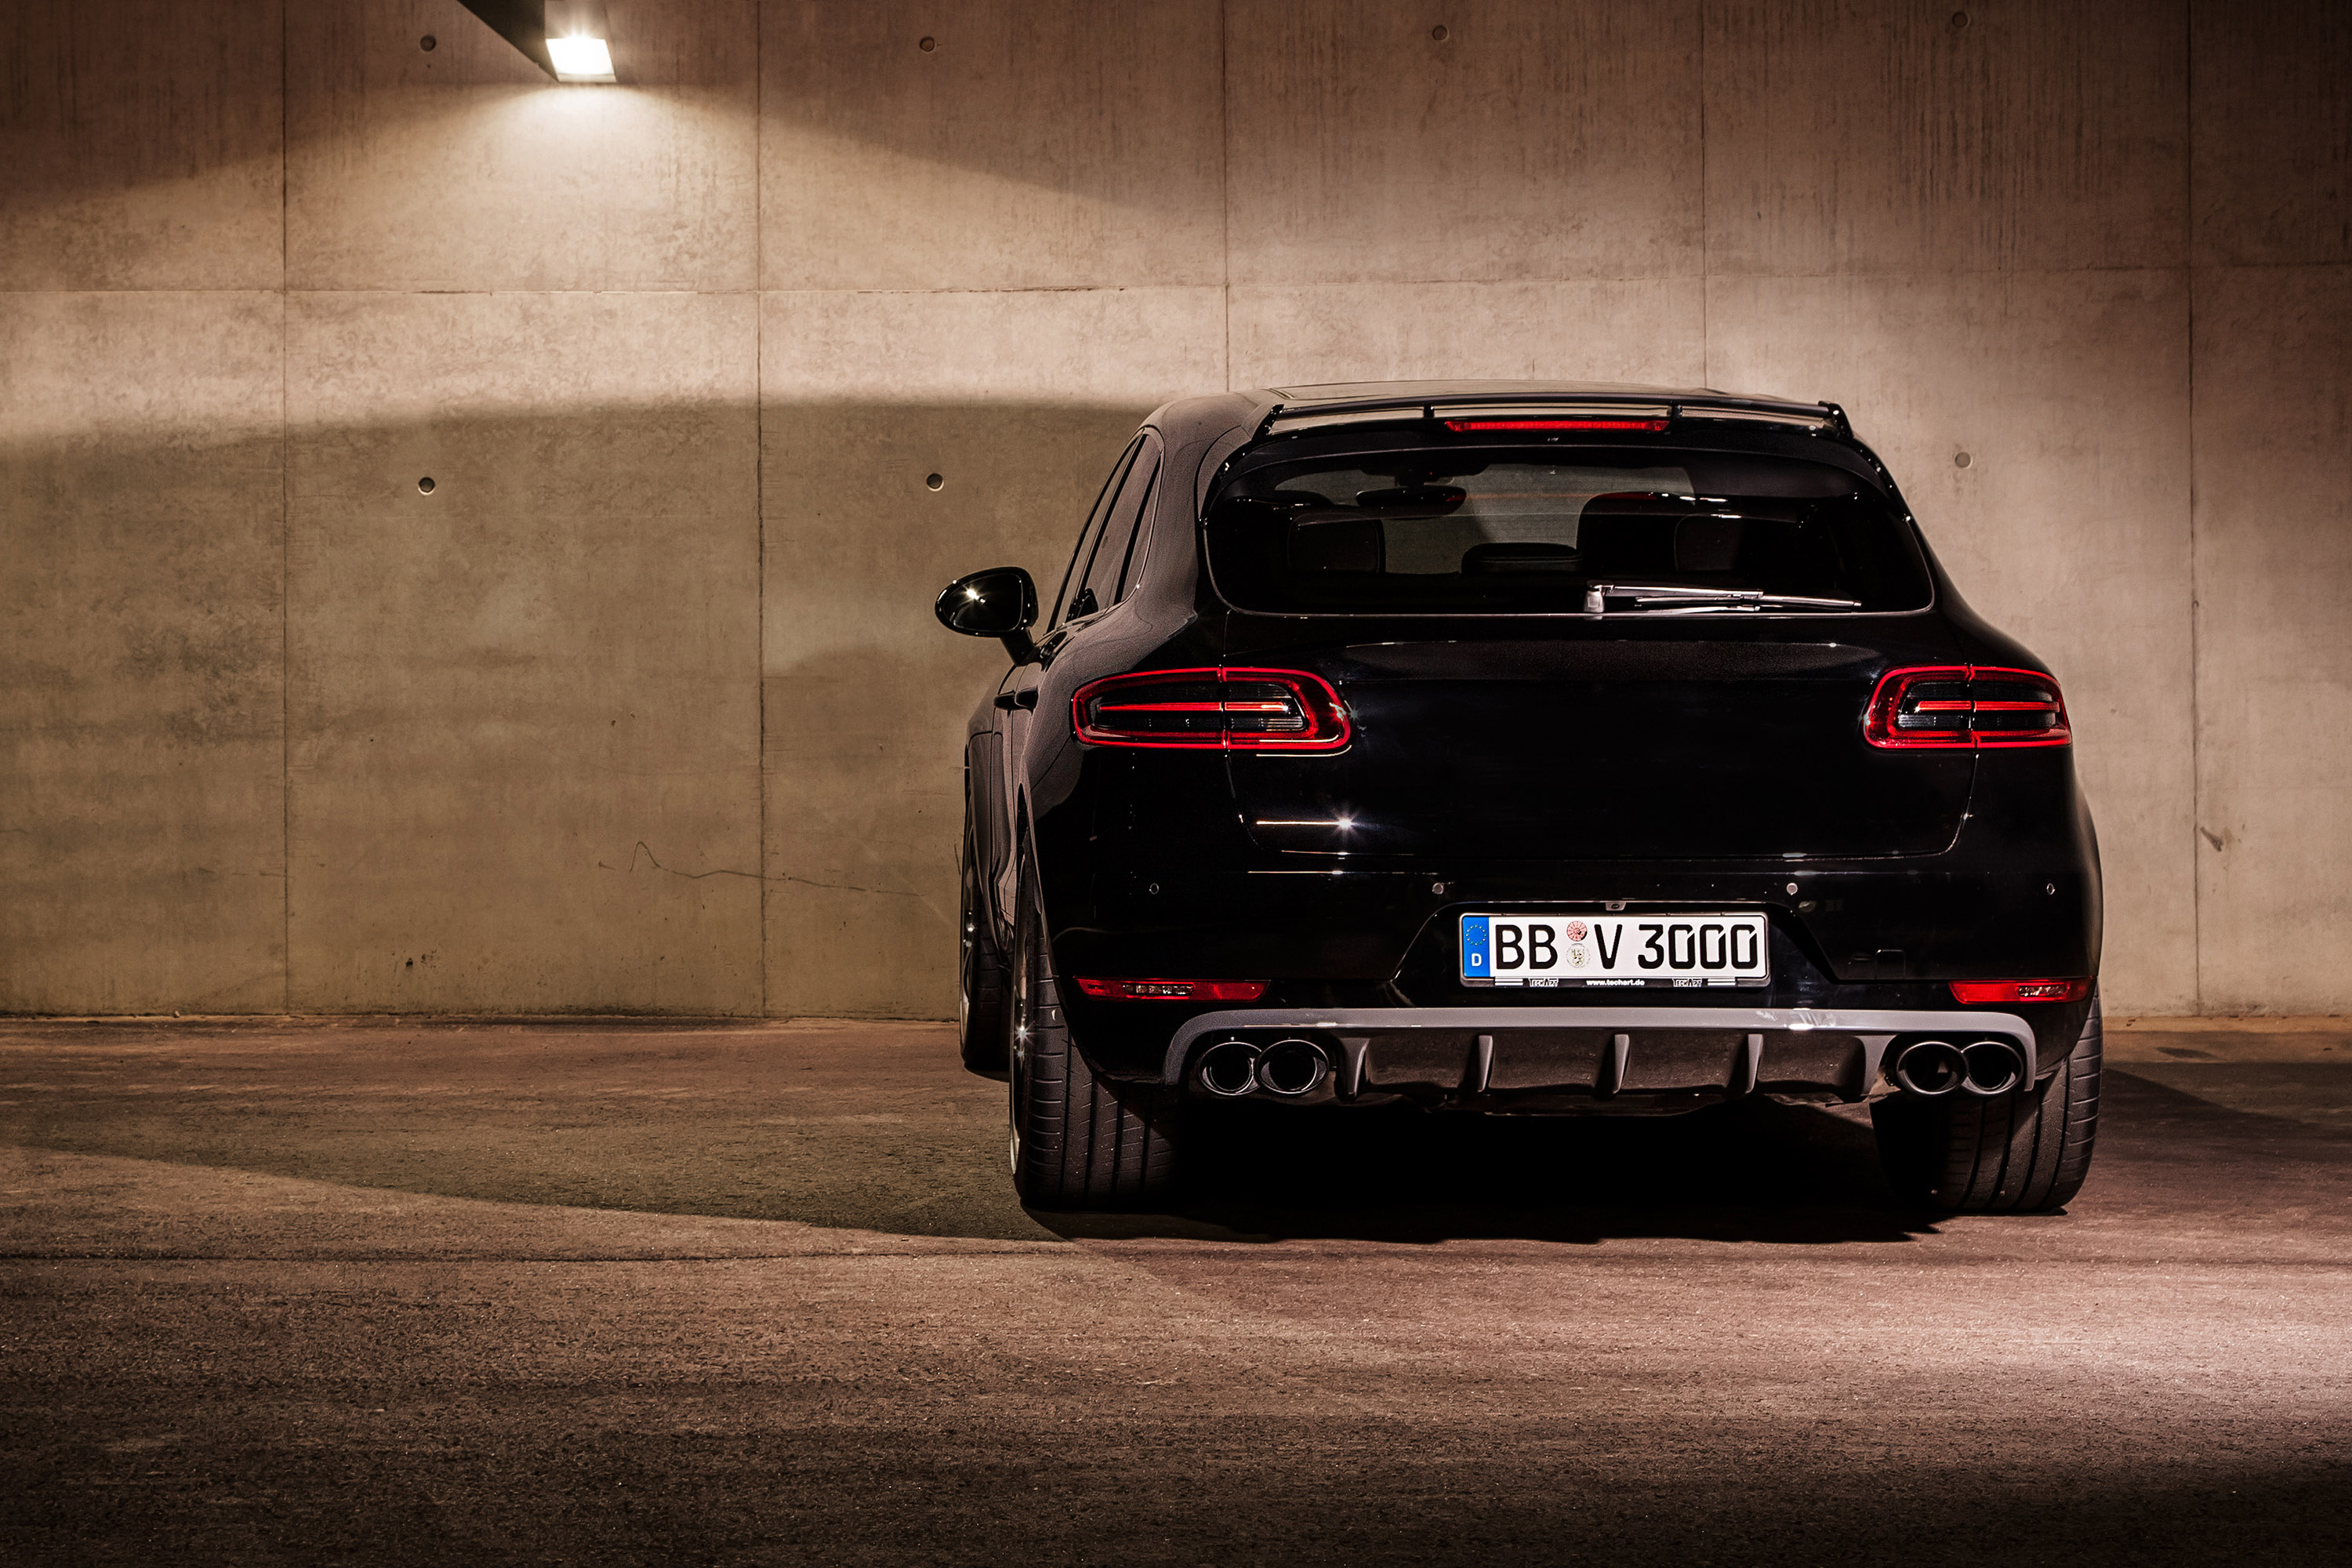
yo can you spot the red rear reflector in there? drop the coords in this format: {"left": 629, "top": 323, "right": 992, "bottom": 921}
{"left": 1443, "top": 417, "right": 1669, "bottom": 433}
{"left": 1864, "top": 666, "right": 2071, "bottom": 749}
{"left": 1950, "top": 979, "right": 2091, "bottom": 1004}
{"left": 1073, "top": 667, "right": 1350, "bottom": 752}
{"left": 1074, "top": 978, "right": 1269, "bottom": 1003}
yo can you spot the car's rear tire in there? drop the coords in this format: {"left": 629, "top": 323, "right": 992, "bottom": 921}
{"left": 1006, "top": 866, "right": 1179, "bottom": 1209}
{"left": 1872, "top": 993, "right": 2103, "bottom": 1214}
{"left": 957, "top": 831, "right": 1009, "bottom": 1073}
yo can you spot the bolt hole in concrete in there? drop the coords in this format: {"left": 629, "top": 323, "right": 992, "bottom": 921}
{"left": 919, "top": 35, "right": 935, "bottom": 52}
{"left": 1431, "top": 24, "right": 1450, "bottom": 42}
{"left": 417, "top": 476, "right": 436, "bottom": 494}
{"left": 1955, "top": 452, "right": 1972, "bottom": 467}
{"left": 419, "top": 34, "right": 435, "bottom": 51}
{"left": 1951, "top": 10, "right": 1969, "bottom": 28}
{"left": 925, "top": 472, "right": 944, "bottom": 491}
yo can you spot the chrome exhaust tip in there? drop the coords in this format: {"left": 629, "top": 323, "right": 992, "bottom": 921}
{"left": 1960, "top": 1040, "right": 2024, "bottom": 1097}
{"left": 1256, "top": 1039, "right": 1330, "bottom": 1098}
{"left": 1198, "top": 1040, "right": 1261, "bottom": 1098}
{"left": 1892, "top": 1039, "right": 1966, "bottom": 1097}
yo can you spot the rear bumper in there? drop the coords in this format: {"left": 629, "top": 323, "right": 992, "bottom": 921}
{"left": 1161, "top": 1005, "right": 2037, "bottom": 1112}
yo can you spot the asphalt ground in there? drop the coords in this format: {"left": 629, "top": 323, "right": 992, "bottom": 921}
{"left": 1, "top": 1016, "right": 2347, "bottom": 1566}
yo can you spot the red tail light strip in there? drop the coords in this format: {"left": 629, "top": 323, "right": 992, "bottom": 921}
{"left": 1863, "top": 665, "right": 2071, "bottom": 750}
{"left": 1074, "top": 978, "right": 1269, "bottom": 1002}
{"left": 1443, "top": 417, "right": 1670, "bottom": 433}
{"left": 1092, "top": 701, "right": 1225, "bottom": 713}
{"left": 1950, "top": 979, "right": 2091, "bottom": 1004}
{"left": 1073, "top": 667, "right": 1352, "bottom": 752}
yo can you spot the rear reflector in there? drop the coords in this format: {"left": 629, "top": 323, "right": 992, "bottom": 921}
{"left": 1074, "top": 978, "right": 1269, "bottom": 1002}
{"left": 1950, "top": 979, "right": 2092, "bottom": 1004}
{"left": 1443, "top": 417, "right": 1669, "bottom": 433}
{"left": 1073, "top": 667, "right": 1351, "bottom": 751}
{"left": 1864, "top": 666, "right": 2071, "bottom": 749}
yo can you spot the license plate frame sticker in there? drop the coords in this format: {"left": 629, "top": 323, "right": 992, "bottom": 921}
{"left": 1458, "top": 913, "right": 1769, "bottom": 989}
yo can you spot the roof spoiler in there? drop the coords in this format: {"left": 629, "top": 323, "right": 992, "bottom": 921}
{"left": 1252, "top": 391, "right": 1852, "bottom": 441}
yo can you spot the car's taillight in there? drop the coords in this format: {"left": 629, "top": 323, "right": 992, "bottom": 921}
{"left": 1072, "top": 668, "right": 1350, "bottom": 752}
{"left": 1864, "top": 666, "right": 2071, "bottom": 749}
{"left": 1443, "top": 417, "right": 1668, "bottom": 433}
{"left": 1950, "top": 979, "right": 2092, "bottom": 1004}
{"left": 1073, "top": 978, "right": 1269, "bottom": 1002}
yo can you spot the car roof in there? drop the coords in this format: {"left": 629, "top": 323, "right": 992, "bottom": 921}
{"left": 1145, "top": 381, "right": 1846, "bottom": 452}
{"left": 1257, "top": 378, "right": 1819, "bottom": 407}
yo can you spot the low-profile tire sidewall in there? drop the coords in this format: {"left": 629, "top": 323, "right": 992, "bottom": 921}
{"left": 1006, "top": 887, "right": 1034, "bottom": 1182}
{"left": 1871, "top": 993, "right": 2103, "bottom": 1214}
{"left": 1006, "top": 869, "right": 1063, "bottom": 1203}
{"left": 1004, "top": 853, "right": 1179, "bottom": 1210}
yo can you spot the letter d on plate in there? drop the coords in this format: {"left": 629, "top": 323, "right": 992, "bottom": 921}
{"left": 1461, "top": 916, "right": 1490, "bottom": 976}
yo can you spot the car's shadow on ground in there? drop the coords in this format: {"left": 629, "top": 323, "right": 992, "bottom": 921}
{"left": 27, "top": 1017, "right": 2343, "bottom": 1247}
{"left": 1039, "top": 1095, "right": 1942, "bottom": 1244}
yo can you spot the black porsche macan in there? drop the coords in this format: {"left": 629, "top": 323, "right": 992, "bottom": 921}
{"left": 936, "top": 383, "right": 2102, "bottom": 1215}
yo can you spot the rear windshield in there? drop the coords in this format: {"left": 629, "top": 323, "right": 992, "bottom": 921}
{"left": 1204, "top": 447, "right": 1931, "bottom": 614}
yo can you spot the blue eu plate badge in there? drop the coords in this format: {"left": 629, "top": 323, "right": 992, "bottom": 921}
{"left": 1460, "top": 915, "right": 1491, "bottom": 978}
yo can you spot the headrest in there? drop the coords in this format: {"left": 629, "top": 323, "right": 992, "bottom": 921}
{"left": 1570, "top": 511, "right": 1675, "bottom": 577}
{"left": 1287, "top": 508, "right": 1385, "bottom": 573}
{"left": 1673, "top": 514, "right": 1744, "bottom": 573}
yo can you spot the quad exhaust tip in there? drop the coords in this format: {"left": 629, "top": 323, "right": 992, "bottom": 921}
{"left": 1257, "top": 1039, "right": 1330, "bottom": 1097}
{"left": 1196, "top": 1037, "right": 1332, "bottom": 1098}
{"left": 1892, "top": 1037, "right": 2024, "bottom": 1098}
{"left": 1199, "top": 1040, "right": 1260, "bottom": 1097}
{"left": 1892, "top": 1039, "right": 1965, "bottom": 1096}
{"left": 1959, "top": 1039, "right": 2024, "bottom": 1097}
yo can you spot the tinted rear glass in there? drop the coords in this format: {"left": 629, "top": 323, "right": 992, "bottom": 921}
{"left": 1205, "top": 446, "right": 1931, "bottom": 613}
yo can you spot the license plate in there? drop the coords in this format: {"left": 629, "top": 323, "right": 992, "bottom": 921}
{"left": 1459, "top": 913, "right": 1769, "bottom": 989}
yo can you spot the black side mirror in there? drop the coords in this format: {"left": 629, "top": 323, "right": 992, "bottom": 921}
{"left": 935, "top": 566, "right": 1040, "bottom": 666}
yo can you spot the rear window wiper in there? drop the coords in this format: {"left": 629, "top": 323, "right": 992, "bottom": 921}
{"left": 1582, "top": 583, "right": 1863, "bottom": 614}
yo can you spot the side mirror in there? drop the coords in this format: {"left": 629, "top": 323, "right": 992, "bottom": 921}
{"left": 935, "top": 566, "right": 1040, "bottom": 666}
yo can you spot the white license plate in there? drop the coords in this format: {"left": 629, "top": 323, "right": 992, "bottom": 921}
{"left": 1459, "top": 913, "right": 1769, "bottom": 989}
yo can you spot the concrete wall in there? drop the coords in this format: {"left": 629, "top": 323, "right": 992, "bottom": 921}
{"left": 2, "top": 1, "right": 2345, "bottom": 1017}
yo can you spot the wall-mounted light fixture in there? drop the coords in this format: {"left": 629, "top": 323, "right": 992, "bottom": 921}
{"left": 543, "top": 1, "right": 615, "bottom": 82}
{"left": 456, "top": 0, "right": 618, "bottom": 84}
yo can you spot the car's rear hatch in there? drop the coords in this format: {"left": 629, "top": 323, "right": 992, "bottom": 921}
{"left": 1225, "top": 627, "right": 1972, "bottom": 861}
{"left": 1199, "top": 419, "right": 1971, "bottom": 863}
